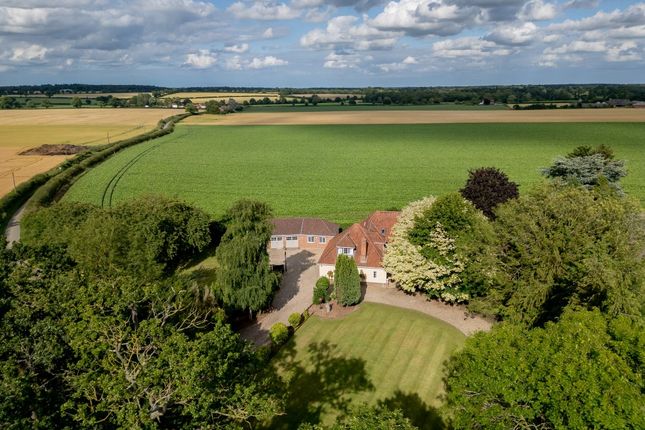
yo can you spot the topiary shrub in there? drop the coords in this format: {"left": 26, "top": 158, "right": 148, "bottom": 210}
{"left": 269, "top": 322, "right": 289, "bottom": 346}
{"left": 313, "top": 276, "right": 330, "bottom": 304}
{"left": 288, "top": 312, "right": 302, "bottom": 328}
{"left": 335, "top": 254, "right": 361, "bottom": 306}
{"left": 460, "top": 167, "right": 519, "bottom": 219}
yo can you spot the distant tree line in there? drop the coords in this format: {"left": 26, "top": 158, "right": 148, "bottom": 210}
{"left": 362, "top": 84, "right": 645, "bottom": 105}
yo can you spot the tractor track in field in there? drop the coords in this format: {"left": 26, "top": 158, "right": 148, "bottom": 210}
{"left": 100, "top": 130, "right": 189, "bottom": 208}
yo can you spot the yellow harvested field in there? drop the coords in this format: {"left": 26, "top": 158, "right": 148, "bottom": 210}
{"left": 0, "top": 109, "right": 168, "bottom": 197}
{"left": 184, "top": 108, "right": 645, "bottom": 126}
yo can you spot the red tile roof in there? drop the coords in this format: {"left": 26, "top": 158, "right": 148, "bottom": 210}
{"left": 272, "top": 218, "right": 340, "bottom": 237}
{"left": 318, "top": 211, "right": 400, "bottom": 268}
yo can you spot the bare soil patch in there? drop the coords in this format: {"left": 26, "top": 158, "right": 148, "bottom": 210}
{"left": 185, "top": 108, "right": 645, "bottom": 126}
{"left": 20, "top": 144, "right": 89, "bottom": 156}
{"left": 308, "top": 301, "right": 360, "bottom": 319}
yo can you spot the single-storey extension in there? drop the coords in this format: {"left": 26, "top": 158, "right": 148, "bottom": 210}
{"left": 318, "top": 211, "right": 399, "bottom": 284}
{"left": 270, "top": 217, "right": 340, "bottom": 250}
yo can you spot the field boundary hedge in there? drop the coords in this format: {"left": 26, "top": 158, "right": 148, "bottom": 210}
{"left": 0, "top": 112, "right": 192, "bottom": 234}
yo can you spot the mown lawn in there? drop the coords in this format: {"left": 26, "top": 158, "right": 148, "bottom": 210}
{"left": 63, "top": 123, "right": 645, "bottom": 225}
{"left": 265, "top": 303, "right": 465, "bottom": 429}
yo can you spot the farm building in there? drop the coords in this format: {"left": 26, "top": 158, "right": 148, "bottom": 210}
{"left": 318, "top": 211, "right": 399, "bottom": 284}
{"left": 270, "top": 218, "right": 340, "bottom": 250}
{"left": 632, "top": 101, "right": 645, "bottom": 108}
{"left": 608, "top": 99, "right": 632, "bottom": 107}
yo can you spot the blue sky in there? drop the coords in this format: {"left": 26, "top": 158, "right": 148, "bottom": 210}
{"left": 0, "top": 1, "right": 643, "bottom": 87}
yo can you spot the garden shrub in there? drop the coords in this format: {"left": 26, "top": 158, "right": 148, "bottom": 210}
{"left": 334, "top": 254, "right": 361, "bottom": 306}
{"left": 288, "top": 312, "right": 302, "bottom": 328}
{"left": 269, "top": 322, "right": 289, "bottom": 346}
{"left": 313, "top": 276, "right": 330, "bottom": 304}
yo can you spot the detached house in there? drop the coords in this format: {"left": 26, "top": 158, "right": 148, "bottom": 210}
{"left": 270, "top": 218, "right": 340, "bottom": 250}
{"left": 318, "top": 211, "right": 399, "bottom": 284}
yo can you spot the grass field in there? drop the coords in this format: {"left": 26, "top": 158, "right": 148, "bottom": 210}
{"left": 244, "top": 103, "right": 508, "bottom": 112}
{"left": 266, "top": 303, "right": 465, "bottom": 429}
{"left": 0, "top": 109, "right": 168, "bottom": 197}
{"left": 63, "top": 122, "right": 645, "bottom": 224}
{"left": 162, "top": 92, "right": 280, "bottom": 102}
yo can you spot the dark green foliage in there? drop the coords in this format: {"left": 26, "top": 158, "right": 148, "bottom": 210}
{"left": 334, "top": 255, "right": 361, "bottom": 306}
{"left": 409, "top": 193, "right": 480, "bottom": 243}
{"left": 567, "top": 144, "right": 615, "bottom": 159}
{"left": 444, "top": 309, "right": 644, "bottom": 430}
{"left": 313, "top": 276, "right": 330, "bottom": 304}
{"left": 289, "top": 312, "right": 302, "bottom": 328}
{"left": 270, "top": 322, "right": 290, "bottom": 346}
{"left": 22, "top": 196, "right": 211, "bottom": 280}
{"left": 475, "top": 183, "right": 644, "bottom": 325}
{"left": 21, "top": 201, "right": 97, "bottom": 247}
{"left": 215, "top": 200, "right": 280, "bottom": 315}
{"left": 0, "top": 250, "right": 284, "bottom": 428}
{"left": 460, "top": 167, "right": 519, "bottom": 219}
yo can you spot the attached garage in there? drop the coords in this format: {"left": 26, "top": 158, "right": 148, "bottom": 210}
{"left": 285, "top": 236, "right": 299, "bottom": 248}
{"left": 270, "top": 236, "right": 283, "bottom": 249}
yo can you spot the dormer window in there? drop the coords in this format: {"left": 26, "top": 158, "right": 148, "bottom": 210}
{"left": 337, "top": 247, "right": 354, "bottom": 256}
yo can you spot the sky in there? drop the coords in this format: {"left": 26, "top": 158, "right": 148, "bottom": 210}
{"left": 0, "top": 0, "right": 644, "bottom": 87}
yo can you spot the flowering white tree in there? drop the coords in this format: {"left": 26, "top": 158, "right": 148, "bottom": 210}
{"left": 383, "top": 197, "right": 468, "bottom": 302}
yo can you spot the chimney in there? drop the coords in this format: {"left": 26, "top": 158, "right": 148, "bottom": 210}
{"left": 360, "top": 238, "right": 367, "bottom": 263}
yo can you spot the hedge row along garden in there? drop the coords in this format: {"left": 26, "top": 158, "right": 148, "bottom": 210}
{"left": 63, "top": 123, "right": 644, "bottom": 225}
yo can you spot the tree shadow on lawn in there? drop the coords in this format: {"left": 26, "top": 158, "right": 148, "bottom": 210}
{"left": 378, "top": 390, "right": 446, "bottom": 430}
{"left": 269, "top": 340, "right": 375, "bottom": 429}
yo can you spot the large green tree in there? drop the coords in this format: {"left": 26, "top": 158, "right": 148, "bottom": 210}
{"left": 0, "top": 246, "right": 284, "bottom": 429}
{"left": 476, "top": 183, "right": 644, "bottom": 324}
{"left": 214, "top": 200, "right": 279, "bottom": 316}
{"left": 22, "top": 196, "right": 212, "bottom": 280}
{"left": 334, "top": 254, "right": 361, "bottom": 306}
{"left": 444, "top": 309, "right": 644, "bottom": 430}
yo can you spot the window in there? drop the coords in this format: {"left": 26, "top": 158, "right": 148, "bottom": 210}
{"left": 286, "top": 236, "right": 297, "bottom": 241}
{"left": 271, "top": 236, "right": 282, "bottom": 241}
{"left": 337, "top": 247, "right": 354, "bottom": 256}
{"left": 319, "top": 236, "right": 326, "bottom": 244}
{"left": 307, "top": 236, "right": 315, "bottom": 243}
{"left": 373, "top": 271, "right": 377, "bottom": 279}
{"left": 381, "top": 228, "right": 386, "bottom": 235}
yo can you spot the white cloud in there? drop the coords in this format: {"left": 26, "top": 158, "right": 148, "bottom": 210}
{"left": 323, "top": 51, "right": 364, "bottom": 68}
{"left": 432, "top": 37, "right": 513, "bottom": 59}
{"left": 262, "top": 27, "right": 274, "bottom": 38}
{"left": 184, "top": 49, "right": 217, "bottom": 68}
{"left": 228, "top": 1, "right": 300, "bottom": 20}
{"left": 224, "top": 43, "right": 249, "bottom": 53}
{"left": 370, "top": 0, "right": 476, "bottom": 37}
{"left": 301, "top": 15, "right": 400, "bottom": 50}
{"left": 247, "top": 55, "right": 288, "bottom": 68}
{"left": 485, "top": 22, "right": 537, "bottom": 46}
{"left": 606, "top": 41, "right": 641, "bottom": 62}
{"left": 518, "top": 0, "right": 557, "bottom": 21}
{"left": 10, "top": 44, "right": 48, "bottom": 61}
{"left": 378, "top": 55, "right": 417, "bottom": 72}
{"left": 225, "top": 55, "right": 243, "bottom": 70}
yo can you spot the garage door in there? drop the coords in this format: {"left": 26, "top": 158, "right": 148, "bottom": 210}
{"left": 270, "top": 236, "right": 283, "bottom": 249}
{"left": 285, "top": 236, "right": 299, "bottom": 248}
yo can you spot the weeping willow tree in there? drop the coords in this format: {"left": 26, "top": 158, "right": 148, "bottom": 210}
{"left": 215, "top": 200, "right": 280, "bottom": 317}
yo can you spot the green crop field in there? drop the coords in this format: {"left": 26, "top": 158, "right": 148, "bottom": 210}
{"left": 64, "top": 123, "right": 645, "bottom": 225}
{"left": 245, "top": 103, "right": 508, "bottom": 112}
{"left": 265, "top": 303, "right": 464, "bottom": 429}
